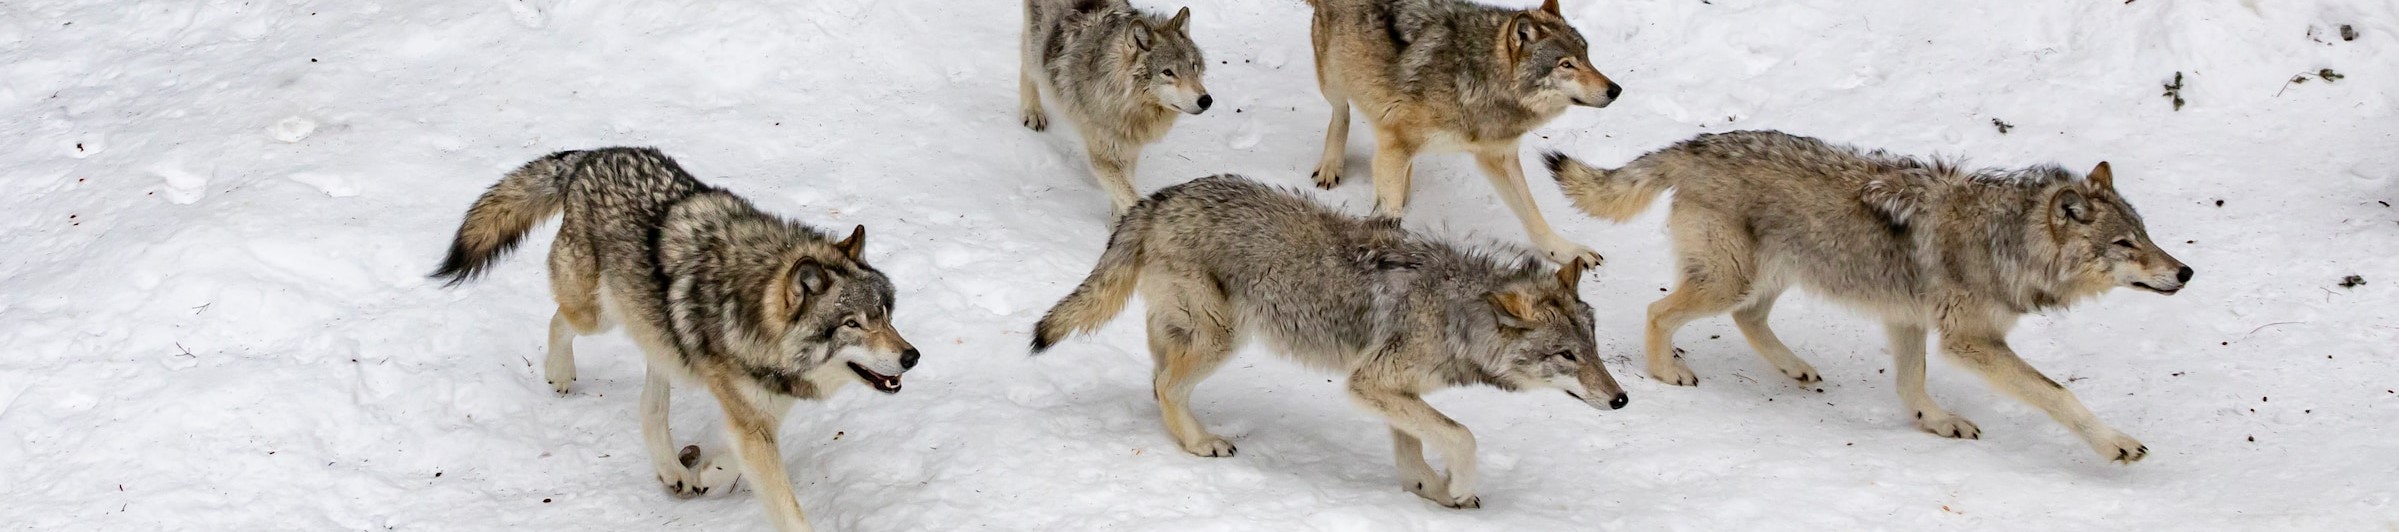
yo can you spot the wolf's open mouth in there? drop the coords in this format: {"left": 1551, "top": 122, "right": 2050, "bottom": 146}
{"left": 2132, "top": 282, "right": 2180, "bottom": 295}
{"left": 847, "top": 362, "right": 902, "bottom": 394}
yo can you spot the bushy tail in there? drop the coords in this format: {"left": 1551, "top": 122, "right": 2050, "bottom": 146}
{"left": 429, "top": 151, "right": 586, "bottom": 286}
{"left": 1029, "top": 202, "right": 1155, "bottom": 353}
{"left": 1544, "top": 151, "right": 1672, "bottom": 222}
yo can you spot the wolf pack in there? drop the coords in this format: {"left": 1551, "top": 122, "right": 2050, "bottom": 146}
{"left": 429, "top": 0, "right": 2197, "bottom": 530}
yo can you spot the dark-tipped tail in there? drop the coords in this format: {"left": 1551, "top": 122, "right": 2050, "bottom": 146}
{"left": 1029, "top": 200, "right": 1156, "bottom": 353}
{"left": 1546, "top": 150, "right": 1670, "bottom": 222}
{"left": 430, "top": 151, "right": 584, "bottom": 287}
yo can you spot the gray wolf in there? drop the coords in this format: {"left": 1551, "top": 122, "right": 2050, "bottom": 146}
{"left": 1303, "top": 0, "right": 1621, "bottom": 264}
{"left": 1029, "top": 175, "right": 1627, "bottom": 508}
{"left": 1021, "top": 0, "right": 1212, "bottom": 215}
{"left": 1545, "top": 130, "right": 2194, "bottom": 463}
{"left": 431, "top": 148, "right": 921, "bottom": 531}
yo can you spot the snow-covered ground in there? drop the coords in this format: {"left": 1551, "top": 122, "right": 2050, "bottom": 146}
{"left": 3, "top": 0, "right": 2395, "bottom": 529}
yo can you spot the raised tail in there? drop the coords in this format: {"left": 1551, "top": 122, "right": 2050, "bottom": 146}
{"left": 1544, "top": 151, "right": 1672, "bottom": 222}
{"left": 429, "top": 151, "right": 587, "bottom": 286}
{"left": 1029, "top": 201, "right": 1156, "bottom": 353}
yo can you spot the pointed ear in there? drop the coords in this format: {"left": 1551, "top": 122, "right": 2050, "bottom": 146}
{"left": 836, "top": 225, "right": 866, "bottom": 261}
{"left": 793, "top": 259, "right": 831, "bottom": 295}
{"left": 782, "top": 258, "right": 831, "bottom": 315}
{"left": 2087, "top": 161, "right": 2114, "bottom": 191}
{"left": 1129, "top": 20, "right": 1155, "bottom": 50}
{"left": 2054, "top": 189, "right": 2093, "bottom": 224}
{"left": 1512, "top": 14, "right": 1541, "bottom": 47}
{"left": 1165, "top": 6, "right": 1191, "bottom": 34}
{"left": 1555, "top": 257, "right": 1586, "bottom": 293}
{"left": 1540, "top": 0, "right": 1562, "bottom": 16}
{"left": 1488, "top": 290, "right": 1539, "bottom": 328}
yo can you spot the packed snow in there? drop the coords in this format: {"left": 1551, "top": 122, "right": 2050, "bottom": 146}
{"left": 2, "top": 0, "right": 2394, "bottom": 530}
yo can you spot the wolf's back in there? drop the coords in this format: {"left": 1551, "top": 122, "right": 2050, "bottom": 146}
{"left": 429, "top": 150, "right": 587, "bottom": 286}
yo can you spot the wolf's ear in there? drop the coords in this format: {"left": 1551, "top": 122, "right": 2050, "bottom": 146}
{"left": 1129, "top": 20, "right": 1155, "bottom": 50}
{"left": 1489, "top": 290, "right": 1540, "bottom": 329}
{"left": 1511, "top": 14, "right": 1542, "bottom": 47}
{"left": 2087, "top": 161, "right": 2114, "bottom": 191}
{"left": 837, "top": 225, "right": 866, "bottom": 261}
{"left": 1539, "top": 0, "right": 1562, "bottom": 16}
{"left": 1165, "top": 6, "right": 1191, "bottom": 34}
{"left": 2054, "top": 189, "right": 2094, "bottom": 225}
{"left": 781, "top": 258, "right": 832, "bottom": 315}
{"left": 792, "top": 259, "right": 831, "bottom": 296}
{"left": 1555, "top": 257, "right": 1586, "bottom": 293}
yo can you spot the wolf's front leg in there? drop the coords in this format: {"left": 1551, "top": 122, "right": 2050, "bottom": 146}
{"left": 709, "top": 378, "right": 809, "bottom": 531}
{"left": 1351, "top": 380, "right": 1479, "bottom": 509}
{"left": 639, "top": 367, "right": 706, "bottom": 497}
{"left": 1941, "top": 332, "right": 2145, "bottom": 463}
{"left": 1082, "top": 137, "right": 1143, "bottom": 216}
{"left": 1388, "top": 427, "right": 1446, "bottom": 502}
{"left": 1473, "top": 147, "right": 1601, "bottom": 266}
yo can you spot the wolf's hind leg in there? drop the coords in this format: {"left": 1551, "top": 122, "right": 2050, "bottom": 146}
{"left": 1732, "top": 288, "right": 1820, "bottom": 384}
{"left": 545, "top": 236, "right": 603, "bottom": 394}
{"left": 1645, "top": 211, "right": 1755, "bottom": 386}
{"left": 1887, "top": 323, "right": 1977, "bottom": 438}
{"left": 1144, "top": 273, "right": 1238, "bottom": 457}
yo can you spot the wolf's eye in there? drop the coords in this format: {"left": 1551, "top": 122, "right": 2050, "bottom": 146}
{"left": 843, "top": 319, "right": 862, "bottom": 329}
{"left": 2113, "top": 239, "right": 2137, "bottom": 249}
{"left": 1161, "top": 68, "right": 1175, "bottom": 77}
{"left": 1557, "top": 59, "right": 1575, "bottom": 70}
{"left": 1555, "top": 351, "right": 1578, "bottom": 363}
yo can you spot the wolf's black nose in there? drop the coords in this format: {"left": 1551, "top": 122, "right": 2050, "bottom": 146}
{"left": 900, "top": 349, "right": 920, "bottom": 370}
{"left": 2176, "top": 266, "right": 2194, "bottom": 283}
{"left": 1604, "top": 83, "right": 1623, "bottom": 100}
{"left": 1196, "top": 95, "right": 1213, "bottom": 111}
{"left": 1608, "top": 393, "right": 1629, "bottom": 410}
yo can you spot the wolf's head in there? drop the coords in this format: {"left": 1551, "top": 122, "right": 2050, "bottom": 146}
{"left": 768, "top": 226, "right": 919, "bottom": 395}
{"left": 1501, "top": 0, "right": 1620, "bottom": 111}
{"left": 2047, "top": 162, "right": 2193, "bottom": 298}
{"left": 1484, "top": 258, "right": 1627, "bottom": 411}
{"left": 1127, "top": 7, "right": 1211, "bottom": 115}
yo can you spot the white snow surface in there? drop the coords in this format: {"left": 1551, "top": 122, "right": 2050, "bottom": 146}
{"left": 3, "top": 0, "right": 2396, "bottom": 530}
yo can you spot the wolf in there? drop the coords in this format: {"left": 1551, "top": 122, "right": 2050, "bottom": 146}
{"left": 1029, "top": 175, "right": 1627, "bottom": 508}
{"left": 1021, "top": 0, "right": 1212, "bottom": 215}
{"left": 1303, "top": 0, "right": 1621, "bottom": 265}
{"left": 430, "top": 148, "right": 921, "bottom": 531}
{"left": 1545, "top": 130, "right": 2194, "bottom": 463}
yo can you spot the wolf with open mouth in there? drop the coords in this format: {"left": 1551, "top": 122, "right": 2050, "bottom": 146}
{"left": 430, "top": 148, "right": 919, "bottom": 532}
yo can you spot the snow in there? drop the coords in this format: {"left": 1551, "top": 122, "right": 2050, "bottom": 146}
{"left": 2, "top": 0, "right": 2394, "bottom": 530}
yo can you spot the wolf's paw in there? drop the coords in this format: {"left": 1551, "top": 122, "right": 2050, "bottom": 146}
{"left": 692, "top": 446, "right": 742, "bottom": 495}
{"left": 1779, "top": 363, "right": 1822, "bottom": 384}
{"left": 1312, "top": 162, "right": 1343, "bottom": 189}
{"left": 1537, "top": 241, "right": 1605, "bottom": 268}
{"left": 657, "top": 453, "right": 703, "bottom": 499}
{"left": 1649, "top": 359, "right": 1698, "bottom": 387}
{"left": 1180, "top": 436, "right": 1238, "bottom": 458}
{"left": 1441, "top": 493, "right": 1482, "bottom": 509}
{"left": 545, "top": 358, "right": 575, "bottom": 395}
{"left": 1021, "top": 108, "right": 1048, "bottom": 132}
{"left": 1916, "top": 411, "right": 1981, "bottom": 439}
{"left": 2090, "top": 431, "right": 2148, "bottom": 464}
